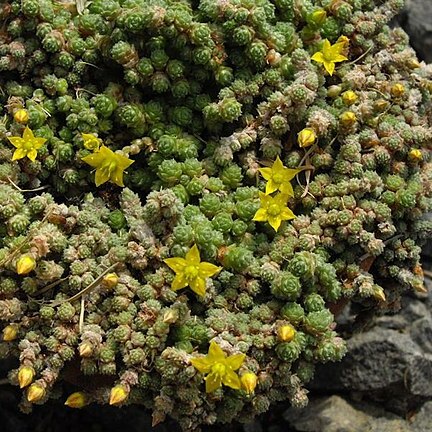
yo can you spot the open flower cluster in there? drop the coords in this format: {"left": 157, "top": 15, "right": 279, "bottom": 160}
{"left": 0, "top": 0, "right": 431, "bottom": 430}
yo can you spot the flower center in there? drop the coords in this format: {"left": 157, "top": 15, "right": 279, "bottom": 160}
{"left": 267, "top": 203, "right": 281, "bottom": 217}
{"left": 101, "top": 160, "right": 117, "bottom": 176}
{"left": 211, "top": 362, "right": 226, "bottom": 377}
{"left": 184, "top": 265, "right": 199, "bottom": 280}
{"left": 272, "top": 173, "right": 283, "bottom": 184}
{"left": 23, "top": 140, "right": 34, "bottom": 150}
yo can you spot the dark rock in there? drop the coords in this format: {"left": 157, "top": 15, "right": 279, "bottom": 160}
{"left": 400, "top": 0, "right": 432, "bottom": 63}
{"left": 410, "top": 317, "right": 432, "bottom": 354}
{"left": 283, "top": 396, "right": 413, "bottom": 432}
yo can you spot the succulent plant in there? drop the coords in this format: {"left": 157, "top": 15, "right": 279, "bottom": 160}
{"left": 0, "top": 0, "right": 431, "bottom": 430}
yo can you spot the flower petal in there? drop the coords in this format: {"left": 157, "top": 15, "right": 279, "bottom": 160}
{"left": 7, "top": 137, "right": 24, "bottom": 148}
{"left": 323, "top": 61, "right": 335, "bottom": 76}
{"left": 31, "top": 137, "right": 47, "bottom": 149}
{"left": 258, "top": 167, "right": 272, "bottom": 181}
{"left": 268, "top": 216, "right": 282, "bottom": 232}
{"left": 12, "top": 148, "right": 27, "bottom": 161}
{"left": 116, "top": 153, "right": 134, "bottom": 170}
{"left": 311, "top": 52, "right": 325, "bottom": 64}
{"left": 189, "top": 276, "right": 206, "bottom": 296}
{"left": 332, "top": 54, "right": 348, "bottom": 63}
{"left": 225, "top": 353, "right": 246, "bottom": 371}
{"left": 282, "top": 168, "right": 301, "bottom": 181}
{"left": 111, "top": 167, "right": 125, "bottom": 187}
{"left": 171, "top": 274, "right": 188, "bottom": 291}
{"left": 281, "top": 207, "right": 296, "bottom": 220}
{"left": 185, "top": 244, "right": 201, "bottom": 265}
{"left": 208, "top": 341, "right": 226, "bottom": 362}
{"left": 190, "top": 357, "right": 212, "bottom": 374}
{"left": 279, "top": 182, "right": 294, "bottom": 197}
{"left": 322, "top": 39, "right": 332, "bottom": 58}
{"left": 253, "top": 208, "right": 268, "bottom": 222}
{"left": 265, "top": 179, "right": 278, "bottom": 195}
{"left": 205, "top": 372, "right": 222, "bottom": 393}
{"left": 199, "top": 262, "right": 221, "bottom": 278}
{"left": 81, "top": 151, "right": 106, "bottom": 168}
{"left": 221, "top": 369, "right": 241, "bottom": 390}
{"left": 95, "top": 168, "right": 110, "bottom": 187}
{"left": 22, "top": 126, "right": 34, "bottom": 141}
{"left": 27, "top": 149, "right": 37, "bottom": 162}
{"left": 164, "top": 257, "right": 187, "bottom": 273}
{"left": 272, "top": 156, "right": 284, "bottom": 173}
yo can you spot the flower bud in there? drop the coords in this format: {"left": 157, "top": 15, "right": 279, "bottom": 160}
{"left": 407, "top": 58, "right": 420, "bottom": 69}
{"left": 102, "top": 273, "right": 119, "bottom": 289}
{"left": 16, "top": 255, "right": 36, "bottom": 275}
{"left": 3, "top": 324, "right": 18, "bottom": 341}
{"left": 79, "top": 342, "right": 93, "bottom": 358}
{"left": 109, "top": 384, "right": 128, "bottom": 405}
{"left": 297, "top": 128, "right": 316, "bottom": 148}
{"left": 81, "top": 133, "right": 101, "bottom": 151}
{"left": 278, "top": 324, "right": 296, "bottom": 342}
{"left": 18, "top": 366, "right": 35, "bottom": 388}
{"left": 373, "top": 99, "right": 390, "bottom": 113}
{"left": 342, "top": 90, "right": 358, "bottom": 106}
{"left": 241, "top": 372, "right": 258, "bottom": 395}
{"left": 339, "top": 111, "right": 357, "bottom": 127}
{"left": 372, "top": 285, "right": 386, "bottom": 302}
{"left": 308, "top": 9, "right": 327, "bottom": 27}
{"left": 408, "top": 149, "right": 422, "bottom": 161}
{"left": 65, "top": 392, "right": 89, "bottom": 408}
{"left": 390, "top": 83, "right": 405, "bottom": 98}
{"left": 27, "top": 383, "right": 45, "bottom": 403}
{"left": 14, "top": 109, "right": 29, "bottom": 124}
{"left": 163, "top": 309, "right": 178, "bottom": 324}
{"left": 327, "top": 85, "right": 342, "bottom": 98}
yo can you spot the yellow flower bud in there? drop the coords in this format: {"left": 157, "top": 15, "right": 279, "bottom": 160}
{"left": 297, "top": 128, "right": 316, "bottom": 148}
{"left": 3, "top": 324, "right": 18, "bottom": 341}
{"left": 336, "top": 35, "right": 350, "bottom": 49}
{"left": 18, "top": 366, "right": 35, "bottom": 388}
{"left": 109, "top": 384, "right": 128, "bottom": 405}
{"left": 309, "top": 9, "right": 327, "bottom": 27}
{"left": 373, "top": 99, "right": 390, "bottom": 113}
{"left": 79, "top": 342, "right": 93, "bottom": 358}
{"left": 391, "top": 83, "right": 405, "bottom": 98}
{"left": 163, "top": 309, "right": 178, "bottom": 324}
{"left": 372, "top": 286, "right": 386, "bottom": 302}
{"left": 14, "top": 109, "right": 29, "bottom": 124}
{"left": 81, "top": 133, "right": 101, "bottom": 151}
{"left": 407, "top": 59, "right": 420, "bottom": 69}
{"left": 339, "top": 111, "right": 357, "bottom": 127}
{"left": 408, "top": 149, "right": 422, "bottom": 161}
{"left": 241, "top": 372, "right": 258, "bottom": 395}
{"left": 342, "top": 90, "right": 358, "bottom": 106}
{"left": 16, "top": 254, "right": 36, "bottom": 275}
{"left": 278, "top": 325, "right": 296, "bottom": 342}
{"left": 65, "top": 392, "right": 89, "bottom": 408}
{"left": 27, "top": 383, "right": 45, "bottom": 403}
{"left": 102, "top": 272, "right": 119, "bottom": 289}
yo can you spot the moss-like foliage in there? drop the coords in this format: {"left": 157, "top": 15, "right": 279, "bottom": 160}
{"left": 0, "top": 0, "right": 431, "bottom": 429}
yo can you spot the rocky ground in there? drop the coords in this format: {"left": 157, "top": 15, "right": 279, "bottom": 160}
{"left": 1, "top": 2, "right": 432, "bottom": 431}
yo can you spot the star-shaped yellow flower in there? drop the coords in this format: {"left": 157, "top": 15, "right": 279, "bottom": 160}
{"left": 253, "top": 192, "right": 296, "bottom": 232}
{"left": 258, "top": 156, "right": 301, "bottom": 196}
{"left": 311, "top": 38, "right": 348, "bottom": 76}
{"left": 164, "top": 244, "right": 221, "bottom": 296}
{"left": 7, "top": 126, "right": 47, "bottom": 162}
{"left": 81, "top": 145, "right": 134, "bottom": 187}
{"left": 190, "top": 341, "right": 246, "bottom": 393}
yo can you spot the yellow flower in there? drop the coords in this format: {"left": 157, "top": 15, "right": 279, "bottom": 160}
{"left": 258, "top": 156, "right": 301, "bottom": 196}
{"left": 253, "top": 192, "right": 296, "bottom": 232}
{"left": 408, "top": 149, "right": 422, "bottom": 161}
{"left": 18, "top": 366, "right": 35, "bottom": 388}
{"left": 339, "top": 111, "right": 357, "bottom": 127}
{"left": 342, "top": 90, "right": 358, "bottom": 106}
{"left": 7, "top": 126, "right": 46, "bottom": 162}
{"left": 164, "top": 244, "right": 221, "bottom": 296}
{"left": 2, "top": 324, "right": 18, "bottom": 342}
{"left": 311, "top": 38, "right": 348, "bottom": 76}
{"left": 190, "top": 341, "right": 246, "bottom": 393}
{"left": 297, "top": 128, "right": 317, "bottom": 148}
{"left": 81, "top": 145, "right": 134, "bottom": 187}
{"left": 27, "top": 383, "right": 45, "bottom": 403}
{"left": 109, "top": 384, "right": 129, "bottom": 405}
{"left": 278, "top": 325, "right": 296, "bottom": 342}
{"left": 81, "top": 133, "right": 101, "bottom": 151}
